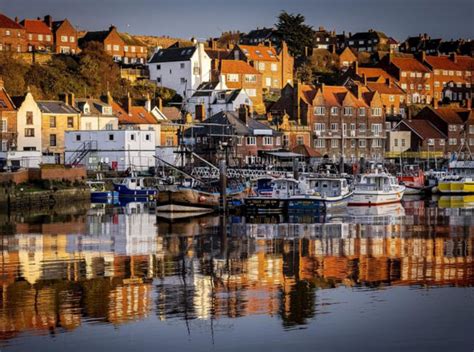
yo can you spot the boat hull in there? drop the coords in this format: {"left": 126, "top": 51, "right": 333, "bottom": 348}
{"left": 288, "top": 191, "right": 353, "bottom": 211}
{"left": 91, "top": 191, "right": 119, "bottom": 203}
{"left": 348, "top": 190, "right": 404, "bottom": 206}
{"left": 113, "top": 183, "right": 157, "bottom": 198}
{"left": 157, "top": 188, "right": 220, "bottom": 209}
{"left": 438, "top": 181, "right": 474, "bottom": 194}
{"left": 245, "top": 198, "right": 287, "bottom": 214}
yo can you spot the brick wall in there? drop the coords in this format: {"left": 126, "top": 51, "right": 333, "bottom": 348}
{"left": 38, "top": 165, "right": 86, "bottom": 181}
{"left": 0, "top": 169, "right": 29, "bottom": 184}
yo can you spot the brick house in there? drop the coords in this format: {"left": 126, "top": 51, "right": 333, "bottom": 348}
{"left": 37, "top": 99, "right": 81, "bottom": 163}
{"left": 47, "top": 16, "right": 78, "bottom": 54}
{"left": 347, "top": 30, "right": 389, "bottom": 52}
{"left": 414, "top": 106, "right": 474, "bottom": 157}
{"left": 20, "top": 18, "right": 53, "bottom": 52}
{"left": 338, "top": 47, "right": 357, "bottom": 70}
{"left": 80, "top": 26, "right": 147, "bottom": 64}
{"left": 267, "top": 112, "right": 312, "bottom": 152}
{"left": 271, "top": 82, "right": 386, "bottom": 162}
{"left": 395, "top": 119, "right": 447, "bottom": 157}
{"left": 183, "top": 107, "right": 281, "bottom": 166}
{"left": 0, "top": 77, "right": 17, "bottom": 152}
{"left": 0, "top": 13, "right": 27, "bottom": 53}
{"left": 216, "top": 60, "right": 264, "bottom": 112}
{"left": 231, "top": 42, "right": 294, "bottom": 92}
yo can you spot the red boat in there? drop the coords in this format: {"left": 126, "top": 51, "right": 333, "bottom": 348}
{"left": 397, "top": 165, "right": 426, "bottom": 194}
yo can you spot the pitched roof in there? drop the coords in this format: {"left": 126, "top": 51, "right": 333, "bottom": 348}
{"left": 20, "top": 19, "right": 52, "bottom": 35}
{"left": 237, "top": 44, "right": 278, "bottom": 62}
{"left": 0, "top": 13, "right": 23, "bottom": 30}
{"left": 161, "top": 106, "right": 181, "bottom": 121}
{"left": 349, "top": 30, "right": 388, "bottom": 41}
{"left": 391, "top": 57, "right": 431, "bottom": 72}
{"left": 111, "top": 101, "right": 158, "bottom": 125}
{"left": 357, "top": 67, "right": 395, "bottom": 81}
{"left": 366, "top": 82, "right": 405, "bottom": 95}
{"left": 81, "top": 30, "right": 110, "bottom": 44}
{"left": 149, "top": 46, "right": 196, "bottom": 63}
{"left": 220, "top": 60, "right": 260, "bottom": 75}
{"left": 292, "top": 144, "right": 321, "bottom": 158}
{"left": 455, "top": 56, "right": 474, "bottom": 71}
{"left": 75, "top": 98, "right": 115, "bottom": 116}
{"left": 243, "top": 27, "right": 276, "bottom": 41}
{"left": 401, "top": 119, "right": 446, "bottom": 139}
{"left": 205, "top": 48, "right": 231, "bottom": 60}
{"left": 431, "top": 108, "right": 467, "bottom": 124}
{"left": 0, "top": 88, "right": 15, "bottom": 111}
{"left": 425, "top": 56, "right": 463, "bottom": 70}
{"left": 119, "top": 32, "right": 145, "bottom": 47}
{"left": 320, "top": 85, "right": 369, "bottom": 107}
{"left": 37, "top": 101, "right": 80, "bottom": 114}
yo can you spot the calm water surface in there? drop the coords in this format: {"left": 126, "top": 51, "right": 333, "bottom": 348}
{"left": 0, "top": 198, "right": 472, "bottom": 351}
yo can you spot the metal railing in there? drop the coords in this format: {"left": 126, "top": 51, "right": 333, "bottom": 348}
{"left": 66, "top": 140, "right": 98, "bottom": 166}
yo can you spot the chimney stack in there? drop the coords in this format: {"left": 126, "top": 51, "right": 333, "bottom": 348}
{"left": 145, "top": 93, "right": 151, "bottom": 112}
{"left": 68, "top": 92, "right": 75, "bottom": 107}
{"left": 450, "top": 52, "right": 457, "bottom": 63}
{"left": 238, "top": 105, "right": 249, "bottom": 125}
{"left": 44, "top": 15, "right": 52, "bottom": 28}
{"left": 386, "top": 78, "right": 391, "bottom": 87}
{"left": 354, "top": 61, "right": 359, "bottom": 75}
{"left": 14, "top": 17, "right": 18, "bottom": 23}
{"left": 362, "top": 73, "right": 367, "bottom": 86}
{"left": 157, "top": 96, "right": 163, "bottom": 111}
{"left": 0, "top": 76, "right": 4, "bottom": 89}
{"left": 126, "top": 92, "right": 132, "bottom": 115}
{"left": 59, "top": 93, "right": 68, "bottom": 105}
{"left": 433, "top": 97, "right": 438, "bottom": 109}
{"left": 107, "top": 91, "right": 113, "bottom": 106}
{"left": 195, "top": 104, "right": 206, "bottom": 121}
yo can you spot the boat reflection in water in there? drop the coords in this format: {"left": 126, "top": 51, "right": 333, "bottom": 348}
{"left": 0, "top": 200, "right": 472, "bottom": 351}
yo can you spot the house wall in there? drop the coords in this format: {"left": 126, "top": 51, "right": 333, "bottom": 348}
{"left": 80, "top": 116, "right": 119, "bottom": 131}
{"left": 0, "top": 27, "right": 27, "bottom": 52}
{"left": 42, "top": 112, "right": 80, "bottom": 163}
{"left": 25, "top": 30, "right": 53, "bottom": 51}
{"left": 54, "top": 21, "right": 78, "bottom": 54}
{"left": 0, "top": 110, "right": 17, "bottom": 152}
{"left": 16, "top": 93, "right": 42, "bottom": 152}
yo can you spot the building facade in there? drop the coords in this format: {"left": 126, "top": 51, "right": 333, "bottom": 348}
{"left": 0, "top": 13, "right": 27, "bottom": 53}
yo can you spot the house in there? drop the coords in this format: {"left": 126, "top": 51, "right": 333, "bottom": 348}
{"left": 10, "top": 90, "right": 43, "bottom": 167}
{"left": 216, "top": 59, "right": 264, "bottom": 112}
{"left": 80, "top": 25, "right": 147, "bottom": 64}
{"left": 74, "top": 97, "right": 118, "bottom": 131}
{"left": 0, "top": 77, "right": 17, "bottom": 153}
{"left": 314, "top": 27, "right": 337, "bottom": 51}
{"left": 338, "top": 47, "right": 357, "bottom": 69}
{"left": 37, "top": 98, "right": 81, "bottom": 163}
{"left": 399, "top": 34, "right": 441, "bottom": 55}
{"left": 271, "top": 82, "right": 386, "bottom": 162}
{"left": 383, "top": 54, "right": 433, "bottom": 104}
{"left": 231, "top": 42, "right": 294, "bottom": 91}
{"left": 183, "top": 107, "right": 282, "bottom": 166}
{"left": 20, "top": 18, "right": 53, "bottom": 52}
{"left": 347, "top": 30, "right": 389, "bottom": 53}
{"left": 64, "top": 130, "right": 155, "bottom": 171}
{"left": 187, "top": 81, "right": 252, "bottom": 119}
{"left": 0, "top": 13, "right": 27, "bottom": 52}
{"left": 388, "top": 37, "right": 399, "bottom": 53}
{"left": 414, "top": 107, "right": 474, "bottom": 157}
{"left": 148, "top": 42, "right": 211, "bottom": 98}
{"left": 150, "top": 98, "right": 181, "bottom": 147}
{"left": 46, "top": 16, "right": 78, "bottom": 54}
{"left": 421, "top": 53, "right": 473, "bottom": 104}
{"left": 240, "top": 27, "right": 279, "bottom": 46}
{"left": 267, "top": 112, "right": 313, "bottom": 152}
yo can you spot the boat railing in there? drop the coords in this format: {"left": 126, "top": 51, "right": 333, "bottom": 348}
{"left": 355, "top": 183, "right": 392, "bottom": 192}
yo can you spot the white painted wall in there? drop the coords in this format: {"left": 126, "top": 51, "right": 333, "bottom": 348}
{"left": 16, "top": 92, "right": 42, "bottom": 153}
{"left": 80, "top": 116, "right": 119, "bottom": 131}
{"left": 64, "top": 130, "right": 156, "bottom": 171}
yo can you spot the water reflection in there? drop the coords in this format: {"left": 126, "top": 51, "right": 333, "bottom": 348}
{"left": 0, "top": 199, "right": 472, "bottom": 346}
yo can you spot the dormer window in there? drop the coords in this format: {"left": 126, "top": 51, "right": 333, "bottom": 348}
{"left": 103, "top": 107, "right": 112, "bottom": 115}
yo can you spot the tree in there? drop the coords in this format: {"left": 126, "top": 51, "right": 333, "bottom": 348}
{"left": 296, "top": 63, "right": 313, "bottom": 83}
{"left": 275, "top": 11, "right": 315, "bottom": 58}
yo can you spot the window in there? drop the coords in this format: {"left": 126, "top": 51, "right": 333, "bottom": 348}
{"left": 67, "top": 117, "right": 74, "bottom": 128}
{"left": 106, "top": 44, "right": 112, "bottom": 51}
{"left": 401, "top": 139, "right": 406, "bottom": 147}
{"left": 271, "top": 63, "right": 277, "bottom": 72}
{"left": 246, "top": 136, "right": 256, "bottom": 145}
{"left": 236, "top": 136, "right": 243, "bottom": 145}
{"left": 124, "top": 46, "right": 129, "bottom": 52}
{"left": 49, "top": 116, "right": 56, "bottom": 128}
{"left": 5, "top": 30, "right": 10, "bottom": 36}
{"left": 265, "top": 77, "right": 271, "bottom": 87}
{"left": 372, "top": 139, "right": 382, "bottom": 148}
{"left": 350, "top": 123, "right": 356, "bottom": 131}
{"left": 344, "top": 107, "right": 353, "bottom": 116}
{"left": 469, "top": 125, "right": 474, "bottom": 134}
{"left": 449, "top": 138, "right": 456, "bottom": 145}
{"left": 448, "top": 70, "right": 454, "bottom": 76}
{"left": 330, "top": 107, "right": 338, "bottom": 116}
{"left": 61, "top": 35, "right": 68, "bottom": 42}
{"left": 425, "top": 84, "right": 430, "bottom": 91}
{"left": 1, "top": 118, "right": 7, "bottom": 132}
{"left": 38, "top": 34, "right": 43, "bottom": 41}
{"left": 28, "top": 34, "right": 32, "bottom": 40}
{"left": 331, "top": 123, "right": 338, "bottom": 131}
{"left": 314, "top": 123, "right": 325, "bottom": 132}
{"left": 359, "top": 139, "right": 366, "bottom": 148}
{"left": 180, "top": 78, "right": 186, "bottom": 84}
{"left": 331, "top": 139, "right": 339, "bottom": 148}
{"left": 417, "top": 84, "right": 422, "bottom": 91}
{"left": 106, "top": 123, "right": 113, "bottom": 130}
{"left": 227, "top": 74, "right": 239, "bottom": 82}
{"left": 1, "top": 140, "right": 7, "bottom": 151}
{"left": 130, "top": 134, "right": 135, "bottom": 141}
{"left": 314, "top": 139, "right": 325, "bottom": 148}
{"left": 69, "top": 36, "right": 74, "bottom": 43}
{"left": 359, "top": 123, "right": 366, "bottom": 132}
{"left": 245, "top": 74, "right": 257, "bottom": 82}
{"left": 371, "top": 108, "right": 382, "bottom": 117}
{"left": 109, "top": 134, "right": 114, "bottom": 141}
{"left": 145, "top": 134, "right": 151, "bottom": 141}
{"left": 25, "top": 128, "right": 35, "bottom": 137}
{"left": 359, "top": 107, "right": 366, "bottom": 116}
{"left": 314, "top": 106, "right": 325, "bottom": 115}
{"left": 394, "top": 139, "right": 398, "bottom": 147}
{"left": 401, "top": 83, "right": 407, "bottom": 89}
{"left": 263, "top": 136, "right": 273, "bottom": 146}
{"left": 449, "top": 125, "right": 457, "bottom": 132}
{"left": 156, "top": 64, "right": 161, "bottom": 70}
{"left": 49, "top": 134, "right": 57, "bottom": 146}
{"left": 389, "top": 95, "right": 395, "bottom": 102}
{"left": 416, "top": 72, "right": 422, "bottom": 78}
{"left": 131, "top": 46, "right": 136, "bottom": 52}
{"left": 401, "top": 71, "right": 407, "bottom": 77}
{"left": 296, "top": 135, "right": 304, "bottom": 145}
{"left": 26, "top": 112, "right": 33, "bottom": 125}
{"left": 258, "top": 62, "right": 265, "bottom": 70}
{"left": 410, "top": 72, "right": 416, "bottom": 78}
{"left": 275, "top": 136, "right": 281, "bottom": 145}
{"left": 113, "top": 45, "right": 119, "bottom": 51}
{"left": 371, "top": 123, "right": 383, "bottom": 135}
{"left": 246, "top": 89, "right": 257, "bottom": 97}
{"left": 180, "top": 63, "right": 185, "bottom": 69}
{"left": 46, "top": 35, "right": 51, "bottom": 42}
{"left": 427, "top": 138, "right": 434, "bottom": 146}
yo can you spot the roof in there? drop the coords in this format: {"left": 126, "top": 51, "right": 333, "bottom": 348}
{"left": 242, "top": 27, "right": 276, "bottom": 41}
{"left": 401, "top": 119, "right": 446, "bottom": 139}
{"left": 0, "top": 13, "right": 23, "bottom": 30}
{"left": 320, "top": 85, "right": 369, "bottom": 108}
{"left": 192, "top": 82, "right": 221, "bottom": 97}
{"left": 0, "top": 88, "right": 15, "bottom": 111}
{"left": 81, "top": 30, "right": 110, "bottom": 43}
{"left": 149, "top": 46, "right": 196, "bottom": 63}
{"left": 366, "top": 82, "right": 405, "bottom": 95}
{"left": 161, "top": 107, "right": 181, "bottom": 121}
{"left": 205, "top": 48, "right": 231, "bottom": 60}
{"left": 292, "top": 144, "right": 322, "bottom": 158}
{"left": 431, "top": 108, "right": 467, "bottom": 124}
{"left": 10, "top": 95, "right": 26, "bottom": 108}
{"left": 264, "top": 151, "right": 303, "bottom": 158}
{"left": 425, "top": 56, "right": 462, "bottom": 70}
{"left": 37, "top": 101, "right": 80, "bottom": 114}
{"left": 75, "top": 98, "right": 114, "bottom": 116}
{"left": 111, "top": 101, "right": 158, "bottom": 125}
{"left": 349, "top": 30, "right": 388, "bottom": 41}
{"left": 220, "top": 60, "right": 260, "bottom": 75}
{"left": 357, "top": 67, "right": 395, "bottom": 81}
{"left": 455, "top": 56, "right": 474, "bottom": 71}
{"left": 391, "top": 57, "right": 431, "bottom": 72}
{"left": 237, "top": 44, "right": 278, "bottom": 62}
{"left": 20, "top": 19, "right": 52, "bottom": 35}
{"left": 388, "top": 37, "right": 399, "bottom": 45}
{"left": 119, "top": 32, "right": 145, "bottom": 47}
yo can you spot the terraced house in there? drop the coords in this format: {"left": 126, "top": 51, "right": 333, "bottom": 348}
{"left": 0, "top": 13, "right": 27, "bottom": 52}
{"left": 272, "top": 83, "right": 386, "bottom": 162}
{"left": 20, "top": 18, "right": 53, "bottom": 52}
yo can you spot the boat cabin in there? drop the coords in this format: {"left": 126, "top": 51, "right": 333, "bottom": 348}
{"left": 300, "top": 177, "right": 349, "bottom": 198}
{"left": 356, "top": 174, "right": 399, "bottom": 192}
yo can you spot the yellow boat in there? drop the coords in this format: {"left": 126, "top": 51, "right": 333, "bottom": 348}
{"left": 438, "top": 161, "right": 474, "bottom": 194}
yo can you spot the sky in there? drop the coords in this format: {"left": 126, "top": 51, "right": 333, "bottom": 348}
{"left": 1, "top": 0, "right": 473, "bottom": 41}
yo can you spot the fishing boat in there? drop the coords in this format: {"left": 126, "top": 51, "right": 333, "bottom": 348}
{"left": 397, "top": 164, "right": 427, "bottom": 195}
{"left": 113, "top": 174, "right": 157, "bottom": 199}
{"left": 437, "top": 160, "right": 474, "bottom": 194}
{"left": 245, "top": 177, "right": 300, "bottom": 213}
{"left": 348, "top": 165, "right": 405, "bottom": 206}
{"left": 438, "top": 195, "right": 474, "bottom": 209}
{"left": 87, "top": 180, "right": 119, "bottom": 204}
{"left": 292, "top": 175, "right": 353, "bottom": 210}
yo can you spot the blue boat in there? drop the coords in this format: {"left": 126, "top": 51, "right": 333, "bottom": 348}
{"left": 87, "top": 181, "right": 119, "bottom": 204}
{"left": 113, "top": 176, "right": 157, "bottom": 199}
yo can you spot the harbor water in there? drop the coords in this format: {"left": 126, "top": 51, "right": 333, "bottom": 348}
{"left": 0, "top": 197, "right": 472, "bottom": 351}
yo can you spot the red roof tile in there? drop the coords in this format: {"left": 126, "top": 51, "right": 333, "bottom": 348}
{"left": 366, "top": 82, "right": 405, "bottom": 95}
{"left": 425, "top": 56, "right": 463, "bottom": 70}
{"left": 455, "top": 56, "right": 474, "bottom": 71}
{"left": 432, "top": 108, "right": 467, "bottom": 124}
{"left": 0, "top": 13, "right": 23, "bottom": 30}
{"left": 391, "top": 57, "right": 431, "bottom": 73}
{"left": 220, "top": 60, "right": 260, "bottom": 75}
{"left": 112, "top": 102, "right": 158, "bottom": 125}
{"left": 358, "top": 67, "right": 396, "bottom": 82}
{"left": 20, "top": 19, "right": 52, "bottom": 35}
{"left": 402, "top": 120, "right": 446, "bottom": 139}
{"left": 238, "top": 44, "right": 279, "bottom": 62}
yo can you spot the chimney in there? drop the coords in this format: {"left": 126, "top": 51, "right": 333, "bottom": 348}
{"left": 107, "top": 91, "right": 113, "bottom": 105}
{"left": 238, "top": 105, "right": 249, "bottom": 125}
{"left": 466, "top": 98, "right": 472, "bottom": 110}
{"left": 59, "top": 93, "right": 68, "bottom": 105}
{"left": 353, "top": 61, "right": 359, "bottom": 75}
{"left": 44, "top": 15, "right": 52, "bottom": 28}
{"left": 126, "top": 92, "right": 132, "bottom": 115}
{"left": 417, "top": 51, "right": 426, "bottom": 63}
{"left": 0, "top": 76, "right": 4, "bottom": 89}
{"left": 68, "top": 92, "right": 75, "bottom": 107}
{"left": 293, "top": 80, "right": 302, "bottom": 121}
{"left": 362, "top": 73, "right": 367, "bottom": 86}
{"left": 304, "top": 46, "right": 308, "bottom": 57}
{"left": 195, "top": 104, "right": 206, "bottom": 121}
{"left": 450, "top": 52, "right": 457, "bottom": 63}
{"left": 386, "top": 78, "right": 391, "bottom": 87}
{"left": 157, "top": 96, "right": 163, "bottom": 111}
{"left": 109, "top": 25, "right": 117, "bottom": 32}
{"left": 267, "top": 112, "right": 273, "bottom": 123}
{"left": 433, "top": 98, "right": 438, "bottom": 109}
{"left": 145, "top": 94, "right": 151, "bottom": 112}
{"left": 14, "top": 17, "right": 18, "bottom": 23}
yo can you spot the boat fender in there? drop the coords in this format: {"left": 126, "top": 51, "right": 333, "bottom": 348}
{"left": 198, "top": 195, "right": 206, "bottom": 202}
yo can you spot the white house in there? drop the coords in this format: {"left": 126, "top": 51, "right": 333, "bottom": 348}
{"left": 9, "top": 91, "right": 43, "bottom": 167}
{"left": 186, "top": 81, "right": 253, "bottom": 119}
{"left": 75, "top": 98, "right": 119, "bottom": 131}
{"left": 64, "top": 130, "right": 156, "bottom": 171}
{"left": 148, "top": 42, "right": 211, "bottom": 98}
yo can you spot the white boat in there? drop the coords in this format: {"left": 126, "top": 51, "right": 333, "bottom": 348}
{"left": 294, "top": 175, "right": 353, "bottom": 209}
{"left": 245, "top": 177, "right": 300, "bottom": 213}
{"left": 348, "top": 166, "right": 405, "bottom": 206}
